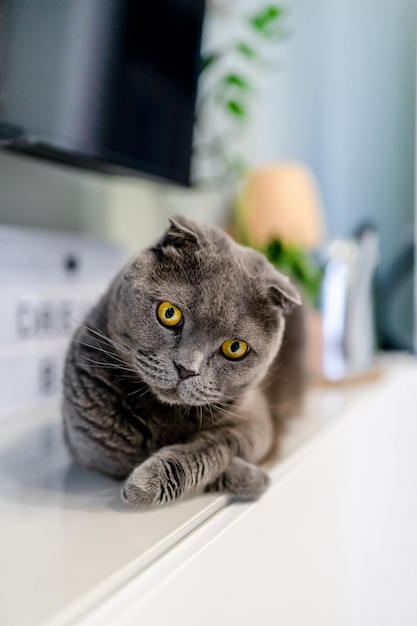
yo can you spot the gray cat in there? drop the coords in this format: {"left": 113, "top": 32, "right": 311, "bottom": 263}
{"left": 63, "top": 216, "right": 307, "bottom": 506}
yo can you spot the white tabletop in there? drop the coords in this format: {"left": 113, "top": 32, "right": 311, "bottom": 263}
{"left": 1, "top": 355, "right": 415, "bottom": 626}
{"left": 0, "top": 401, "right": 227, "bottom": 626}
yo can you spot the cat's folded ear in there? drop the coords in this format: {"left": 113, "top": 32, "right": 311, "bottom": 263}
{"left": 268, "top": 272, "right": 302, "bottom": 313}
{"left": 152, "top": 216, "right": 200, "bottom": 254}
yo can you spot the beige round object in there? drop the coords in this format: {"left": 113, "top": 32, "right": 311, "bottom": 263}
{"left": 242, "top": 163, "right": 326, "bottom": 249}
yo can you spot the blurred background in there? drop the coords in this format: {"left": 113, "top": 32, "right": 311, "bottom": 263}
{"left": 0, "top": 0, "right": 416, "bottom": 409}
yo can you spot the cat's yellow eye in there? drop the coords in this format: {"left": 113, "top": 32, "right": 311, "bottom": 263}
{"left": 157, "top": 301, "right": 183, "bottom": 327}
{"left": 221, "top": 339, "right": 249, "bottom": 360}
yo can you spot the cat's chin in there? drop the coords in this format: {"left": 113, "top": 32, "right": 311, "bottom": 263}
{"left": 151, "top": 385, "right": 211, "bottom": 407}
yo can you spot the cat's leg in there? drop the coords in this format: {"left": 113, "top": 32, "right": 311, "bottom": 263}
{"left": 204, "top": 457, "right": 270, "bottom": 498}
{"left": 120, "top": 429, "right": 232, "bottom": 506}
{"left": 122, "top": 389, "right": 273, "bottom": 506}
{"left": 202, "top": 388, "right": 273, "bottom": 498}
{"left": 122, "top": 448, "right": 270, "bottom": 506}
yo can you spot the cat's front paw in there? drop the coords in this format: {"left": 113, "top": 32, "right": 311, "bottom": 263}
{"left": 205, "top": 457, "right": 270, "bottom": 499}
{"left": 121, "top": 456, "right": 172, "bottom": 507}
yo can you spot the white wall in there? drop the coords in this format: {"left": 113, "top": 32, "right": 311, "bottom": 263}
{"left": 251, "top": 0, "right": 416, "bottom": 346}
{"left": 0, "top": 151, "right": 103, "bottom": 233}
{"left": 0, "top": 151, "right": 164, "bottom": 252}
{"left": 0, "top": 150, "right": 227, "bottom": 255}
{"left": 255, "top": 0, "right": 416, "bottom": 269}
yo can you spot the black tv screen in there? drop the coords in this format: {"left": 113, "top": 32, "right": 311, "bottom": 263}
{"left": 0, "top": 0, "right": 205, "bottom": 185}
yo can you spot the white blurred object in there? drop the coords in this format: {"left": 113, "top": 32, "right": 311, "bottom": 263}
{"left": 321, "top": 228, "right": 380, "bottom": 381}
{"left": 0, "top": 226, "right": 126, "bottom": 411}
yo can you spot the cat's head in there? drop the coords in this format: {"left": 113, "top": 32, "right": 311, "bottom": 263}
{"left": 107, "top": 216, "right": 301, "bottom": 406}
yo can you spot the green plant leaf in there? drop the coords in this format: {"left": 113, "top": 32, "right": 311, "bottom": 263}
{"left": 236, "top": 42, "right": 257, "bottom": 59}
{"left": 225, "top": 100, "right": 247, "bottom": 119}
{"left": 249, "top": 5, "right": 284, "bottom": 37}
{"left": 263, "top": 238, "right": 323, "bottom": 306}
{"left": 224, "top": 74, "right": 250, "bottom": 90}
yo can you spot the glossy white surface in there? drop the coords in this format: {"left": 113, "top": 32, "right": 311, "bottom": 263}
{"left": 1, "top": 356, "right": 416, "bottom": 625}
{"left": 80, "top": 356, "right": 417, "bottom": 626}
{"left": 0, "top": 402, "right": 226, "bottom": 626}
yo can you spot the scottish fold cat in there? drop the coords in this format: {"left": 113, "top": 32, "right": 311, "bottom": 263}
{"left": 63, "top": 217, "right": 306, "bottom": 506}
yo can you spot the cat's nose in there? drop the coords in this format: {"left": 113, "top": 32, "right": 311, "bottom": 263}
{"left": 175, "top": 362, "right": 199, "bottom": 381}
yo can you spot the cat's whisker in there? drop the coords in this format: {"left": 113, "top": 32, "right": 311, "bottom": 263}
{"left": 75, "top": 342, "right": 127, "bottom": 367}
{"left": 73, "top": 359, "right": 135, "bottom": 373}
{"left": 76, "top": 349, "right": 139, "bottom": 374}
{"left": 212, "top": 402, "right": 249, "bottom": 423}
{"left": 125, "top": 385, "right": 152, "bottom": 398}
{"left": 113, "top": 330, "right": 137, "bottom": 356}
{"left": 207, "top": 403, "right": 218, "bottom": 426}
{"left": 72, "top": 360, "right": 140, "bottom": 383}
{"left": 215, "top": 391, "right": 304, "bottom": 415}
{"left": 266, "top": 395, "right": 306, "bottom": 411}
{"left": 82, "top": 323, "right": 133, "bottom": 358}
{"left": 210, "top": 399, "right": 237, "bottom": 410}
{"left": 76, "top": 338, "right": 133, "bottom": 368}
{"left": 117, "top": 374, "right": 144, "bottom": 382}
{"left": 81, "top": 325, "right": 120, "bottom": 349}
{"left": 82, "top": 322, "right": 123, "bottom": 348}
